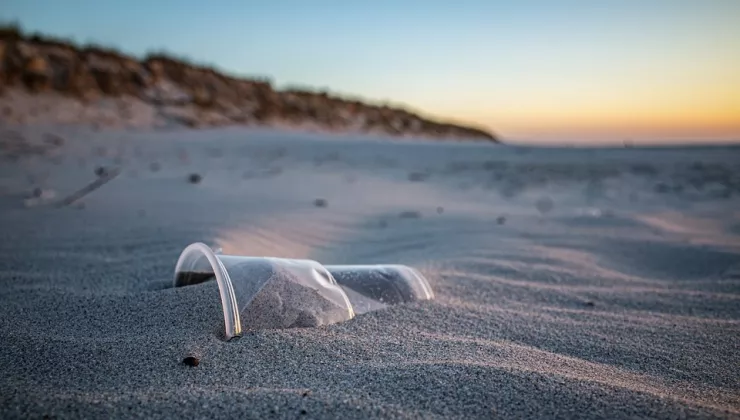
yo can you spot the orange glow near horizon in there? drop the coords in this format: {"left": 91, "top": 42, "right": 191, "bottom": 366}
{"left": 490, "top": 97, "right": 740, "bottom": 142}
{"left": 433, "top": 73, "right": 740, "bottom": 143}
{"left": 411, "top": 18, "right": 740, "bottom": 144}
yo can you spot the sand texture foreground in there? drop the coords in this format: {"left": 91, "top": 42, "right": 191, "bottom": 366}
{"left": 1, "top": 127, "right": 739, "bottom": 419}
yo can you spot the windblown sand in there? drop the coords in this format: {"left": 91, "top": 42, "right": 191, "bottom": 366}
{"left": 0, "top": 126, "right": 739, "bottom": 419}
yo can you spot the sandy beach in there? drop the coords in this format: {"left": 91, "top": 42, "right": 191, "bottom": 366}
{"left": 1, "top": 125, "right": 739, "bottom": 419}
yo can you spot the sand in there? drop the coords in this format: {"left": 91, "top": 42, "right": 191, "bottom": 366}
{"left": 0, "top": 125, "right": 739, "bottom": 419}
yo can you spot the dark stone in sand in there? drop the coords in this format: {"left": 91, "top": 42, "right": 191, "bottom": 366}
{"left": 399, "top": 211, "right": 421, "bottom": 219}
{"left": 187, "top": 173, "right": 202, "bottom": 184}
{"left": 31, "top": 187, "right": 43, "bottom": 198}
{"left": 314, "top": 198, "right": 328, "bottom": 208}
{"left": 182, "top": 356, "right": 199, "bottom": 367}
{"left": 496, "top": 216, "right": 506, "bottom": 225}
{"left": 300, "top": 409, "right": 307, "bottom": 415}
{"left": 94, "top": 166, "right": 108, "bottom": 177}
{"left": 585, "top": 301, "right": 595, "bottom": 307}
{"left": 302, "top": 390, "right": 311, "bottom": 398}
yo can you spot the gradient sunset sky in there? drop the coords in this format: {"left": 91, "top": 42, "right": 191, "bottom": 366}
{"left": 3, "top": 0, "right": 739, "bottom": 144}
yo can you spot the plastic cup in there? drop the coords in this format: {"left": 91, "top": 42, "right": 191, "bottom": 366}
{"left": 173, "top": 242, "right": 354, "bottom": 340}
{"left": 173, "top": 242, "right": 434, "bottom": 340}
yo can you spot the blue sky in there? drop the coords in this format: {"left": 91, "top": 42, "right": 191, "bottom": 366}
{"left": 3, "top": 0, "right": 739, "bottom": 143}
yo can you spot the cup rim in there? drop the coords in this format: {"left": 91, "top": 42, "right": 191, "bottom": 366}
{"left": 173, "top": 242, "right": 242, "bottom": 340}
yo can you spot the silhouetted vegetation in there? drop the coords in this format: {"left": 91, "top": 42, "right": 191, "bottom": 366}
{"left": 0, "top": 24, "right": 496, "bottom": 141}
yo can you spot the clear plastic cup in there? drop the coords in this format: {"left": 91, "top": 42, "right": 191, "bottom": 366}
{"left": 173, "top": 242, "right": 434, "bottom": 340}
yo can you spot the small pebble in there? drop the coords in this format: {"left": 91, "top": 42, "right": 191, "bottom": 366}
{"left": 302, "top": 390, "right": 311, "bottom": 398}
{"left": 399, "top": 211, "right": 421, "bottom": 219}
{"left": 94, "top": 166, "right": 108, "bottom": 177}
{"left": 300, "top": 409, "right": 307, "bottom": 415}
{"left": 314, "top": 198, "right": 328, "bottom": 208}
{"left": 188, "top": 173, "right": 202, "bottom": 184}
{"left": 585, "top": 301, "right": 595, "bottom": 307}
{"left": 182, "top": 356, "right": 199, "bottom": 367}
{"left": 496, "top": 216, "right": 506, "bottom": 225}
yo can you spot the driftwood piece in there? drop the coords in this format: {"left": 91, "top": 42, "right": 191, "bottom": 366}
{"left": 55, "top": 167, "right": 121, "bottom": 207}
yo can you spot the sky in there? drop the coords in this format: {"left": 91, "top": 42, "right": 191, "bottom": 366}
{"left": 2, "top": 0, "right": 739, "bottom": 144}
